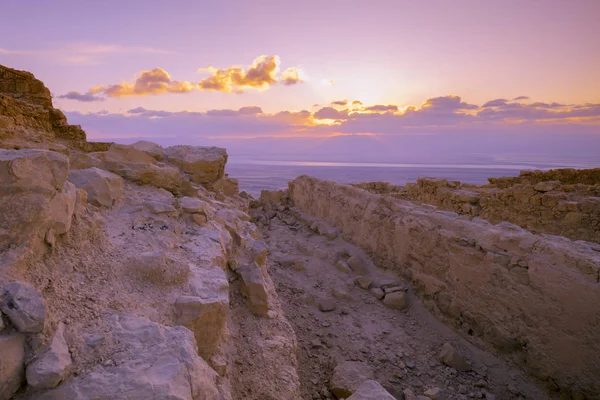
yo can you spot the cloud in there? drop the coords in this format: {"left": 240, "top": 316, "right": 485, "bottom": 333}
{"left": 482, "top": 99, "right": 508, "bottom": 107}
{"left": 313, "top": 107, "right": 349, "bottom": 120}
{"left": 127, "top": 107, "right": 173, "bottom": 117}
{"left": 280, "top": 68, "right": 303, "bottom": 86}
{"left": 331, "top": 100, "right": 348, "bottom": 106}
{"left": 198, "top": 55, "right": 302, "bottom": 92}
{"left": 422, "top": 96, "right": 479, "bottom": 110}
{"left": 58, "top": 91, "right": 104, "bottom": 102}
{"left": 321, "top": 79, "right": 335, "bottom": 86}
{"left": 363, "top": 104, "right": 399, "bottom": 113}
{"left": 238, "top": 106, "right": 263, "bottom": 115}
{"left": 513, "top": 96, "right": 529, "bottom": 101}
{"left": 352, "top": 100, "right": 363, "bottom": 106}
{"left": 90, "top": 68, "right": 196, "bottom": 98}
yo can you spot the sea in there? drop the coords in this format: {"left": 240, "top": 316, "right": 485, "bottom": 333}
{"left": 225, "top": 158, "right": 600, "bottom": 197}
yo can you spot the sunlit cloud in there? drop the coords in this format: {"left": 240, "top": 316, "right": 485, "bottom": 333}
{"left": 281, "top": 67, "right": 304, "bottom": 86}
{"left": 513, "top": 96, "right": 530, "bottom": 101}
{"left": 313, "top": 107, "right": 349, "bottom": 120}
{"left": 352, "top": 100, "right": 363, "bottom": 106}
{"left": 58, "top": 91, "right": 104, "bottom": 102}
{"left": 331, "top": 100, "right": 348, "bottom": 106}
{"left": 89, "top": 68, "right": 196, "bottom": 98}
{"left": 363, "top": 104, "right": 398, "bottom": 113}
{"left": 321, "top": 79, "right": 335, "bottom": 86}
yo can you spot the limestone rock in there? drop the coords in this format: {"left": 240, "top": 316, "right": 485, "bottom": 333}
{"left": 423, "top": 387, "right": 445, "bottom": 400}
{"left": 145, "top": 200, "right": 177, "bottom": 214}
{"left": 213, "top": 177, "right": 239, "bottom": 197}
{"left": 237, "top": 262, "right": 270, "bottom": 316}
{"left": 1, "top": 281, "right": 46, "bottom": 333}
{"left": 179, "top": 196, "right": 209, "bottom": 214}
{"left": 0, "top": 334, "right": 25, "bottom": 400}
{"left": 163, "top": 145, "right": 227, "bottom": 185}
{"left": 38, "top": 313, "right": 224, "bottom": 400}
{"left": 347, "top": 255, "right": 364, "bottom": 272}
{"left": 175, "top": 266, "right": 229, "bottom": 359}
{"left": 383, "top": 291, "right": 408, "bottom": 310}
{"left": 193, "top": 214, "right": 208, "bottom": 226}
{"left": 130, "top": 140, "right": 165, "bottom": 160}
{"left": 318, "top": 298, "right": 337, "bottom": 312}
{"left": 67, "top": 167, "right": 124, "bottom": 207}
{"left": 439, "top": 342, "right": 471, "bottom": 372}
{"left": 370, "top": 288, "right": 384, "bottom": 300}
{"left": 71, "top": 144, "right": 195, "bottom": 196}
{"left": 26, "top": 322, "right": 72, "bottom": 389}
{"left": 347, "top": 380, "right": 395, "bottom": 400}
{"left": 128, "top": 251, "right": 190, "bottom": 286}
{"left": 0, "top": 149, "right": 75, "bottom": 251}
{"left": 335, "top": 260, "right": 353, "bottom": 274}
{"left": 354, "top": 276, "right": 372, "bottom": 290}
{"left": 329, "top": 361, "right": 374, "bottom": 398}
{"left": 533, "top": 180, "right": 560, "bottom": 192}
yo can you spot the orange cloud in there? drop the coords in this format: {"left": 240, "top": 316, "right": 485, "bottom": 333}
{"left": 198, "top": 55, "right": 302, "bottom": 92}
{"left": 91, "top": 68, "right": 196, "bottom": 97}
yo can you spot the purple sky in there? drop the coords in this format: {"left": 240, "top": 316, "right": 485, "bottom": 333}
{"left": 2, "top": 0, "right": 599, "bottom": 164}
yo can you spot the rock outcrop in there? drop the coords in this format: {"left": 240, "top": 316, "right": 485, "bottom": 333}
{"left": 67, "top": 167, "right": 124, "bottom": 207}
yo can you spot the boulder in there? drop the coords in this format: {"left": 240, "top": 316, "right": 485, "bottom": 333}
{"left": 354, "top": 276, "right": 372, "bottom": 290}
{"left": 71, "top": 144, "right": 195, "bottom": 196}
{"left": 179, "top": 197, "right": 209, "bottom": 214}
{"left": 130, "top": 140, "right": 165, "bottom": 160}
{"left": 26, "top": 322, "right": 72, "bottom": 389}
{"left": 439, "top": 342, "right": 471, "bottom": 372}
{"left": 67, "top": 167, "right": 124, "bottom": 207}
{"left": 346, "top": 255, "right": 364, "bottom": 272}
{"left": 533, "top": 180, "right": 560, "bottom": 192}
{"left": 237, "top": 262, "right": 270, "bottom": 316}
{"left": 175, "top": 266, "right": 229, "bottom": 359}
{"left": 0, "top": 334, "right": 25, "bottom": 399}
{"left": 329, "top": 361, "right": 374, "bottom": 398}
{"left": 347, "top": 380, "right": 395, "bottom": 400}
{"left": 335, "top": 260, "right": 352, "bottom": 274}
{"left": 163, "top": 145, "right": 227, "bottom": 185}
{"left": 144, "top": 200, "right": 177, "bottom": 214}
{"left": 213, "top": 177, "right": 239, "bottom": 197}
{"left": 37, "top": 313, "right": 224, "bottom": 400}
{"left": 383, "top": 291, "right": 409, "bottom": 310}
{"left": 0, "top": 149, "right": 75, "bottom": 251}
{"left": 1, "top": 281, "right": 46, "bottom": 333}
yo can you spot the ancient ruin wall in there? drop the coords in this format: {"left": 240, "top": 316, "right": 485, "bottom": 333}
{"left": 289, "top": 175, "right": 600, "bottom": 398}
{"left": 354, "top": 172, "right": 600, "bottom": 244}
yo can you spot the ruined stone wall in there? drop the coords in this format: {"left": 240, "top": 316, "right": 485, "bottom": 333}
{"left": 354, "top": 172, "right": 600, "bottom": 244}
{"left": 290, "top": 175, "right": 600, "bottom": 398}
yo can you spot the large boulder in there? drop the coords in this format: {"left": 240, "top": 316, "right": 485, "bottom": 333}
{"left": 236, "top": 262, "right": 270, "bottom": 316}
{"left": 163, "top": 145, "right": 227, "bottom": 185}
{"left": 329, "top": 361, "right": 375, "bottom": 398}
{"left": 1, "top": 281, "right": 46, "bottom": 333}
{"left": 37, "top": 313, "right": 226, "bottom": 400}
{"left": 347, "top": 380, "right": 396, "bottom": 400}
{"left": 0, "top": 149, "right": 76, "bottom": 251}
{"left": 0, "top": 334, "right": 25, "bottom": 399}
{"left": 174, "top": 266, "right": 229, "bottom": 360}
{"left": 70, "top": 144, "right": 195, "bottom": 196}
{"left": 67, "top": 167, "right": 124, "bottom": 207}
{"left": 26, "top": 323, "right": 72, "bottom": 389}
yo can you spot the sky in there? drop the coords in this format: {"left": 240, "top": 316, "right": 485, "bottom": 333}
{"left": 1, "top": 0, "right": 600, "bottom": 165}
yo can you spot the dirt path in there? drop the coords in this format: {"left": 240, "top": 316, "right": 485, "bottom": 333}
{"left": 258, "top": 208, "right": 552, "bottom": 400}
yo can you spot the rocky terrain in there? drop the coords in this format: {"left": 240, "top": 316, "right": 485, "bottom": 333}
{"left": 1, "top": 64, "right": 599, "bottom": 400}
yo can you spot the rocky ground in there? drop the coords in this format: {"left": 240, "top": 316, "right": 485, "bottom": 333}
{"left": 251, "top": 204, "right": 554, "bottom": 400}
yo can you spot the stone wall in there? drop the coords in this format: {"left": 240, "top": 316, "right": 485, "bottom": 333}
{"left": 289, "top": 175, "right": 600, "bottom": 398}
{"left": 354, "top": 170, "right": 600, "bottom": 244}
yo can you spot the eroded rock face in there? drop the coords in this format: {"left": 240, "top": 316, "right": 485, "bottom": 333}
{"left": 1, "top": 281, "right": 46, "bottom": 333}
{"left": 68, "top": 167, "right": 124, "bottom": 207}
{"left": 26, "top": 323, "right": 72, "bottom": 389}
{"left": 38, "top": 313, "right": 226, "bottom": 400}
{"left": 0, "top": 334, "right": 25, "bottom": 399}
{"left": 237, "top": 262, "right": 270, "bottom": 316}
{"left": 163, "top": 145, "right": 228, "bottom": 185}
{"left": 0, "top": 149, "right": 76, "bottom": 252}
{"left": 289, "top": 176, "right": 600, "bottom": 397}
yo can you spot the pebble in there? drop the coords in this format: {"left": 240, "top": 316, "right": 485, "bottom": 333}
{"left": 318, "top": 299, "right": 337, "bottom": 312}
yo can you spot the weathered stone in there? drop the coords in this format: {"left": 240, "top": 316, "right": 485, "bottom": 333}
{"left": 67, "top": 167, "right": 124, "bottom": 207}
{"left": 213, "top": 177, "right": 239, "bottom": 197}
{"left": 237, "top": 262, "right": 270, "bottom": 316}
{"left": 347, "top": 255, "right": 364, "bottom": 272}
{"left": 329, "top": 361, "right": 374, "bottom": 398}
{"left": 439, "top": 342, "right": 471, "bottom": 371}
{"left": 370, "top": 288, "right": 384, "bottom": 299}
{"left": 318, "top": 298, "right": 337, "bottom": 312}
{"left": 335, "top": 260, "right": 353, "bottom": 274}
{"left": 332, "top": 287, "right": 352, "bottom": 301}
{"left": 26, "top": 322, "right": 72, "bottom": 389}
{"left": 209, "top": 354, "right": 228, "bottom": 377}
{"left": 354, "top": 276, "right": 372, "bottom": 290}
{"left": 38, "top": 313, "right": 223, "bottom": 400}
{"left": 145, "top": 200, "right": 177, "bottom": 214}
{"left": 423, "top": 387, "right": 446, "bottom": 400}
{"left": 533, "top": 180, "right": 560, "bottom": 192}
{"left": 193, "top": 214, "right": 208, "bottom": 226}
{"left": 163, "top": 145, "right": 227, "bottom": 185}
{"left": 128, "top": 251, "right": 190, "bottom": 286}
{"left": 1, "top": 281, "right": 46, "bottom": 333}
{"left": 130, "top": 140, "right": 165, "bottom": 160}
{"left": 347, "top": 380, "right": 395, "bottom": 399}
{"left": 174, "top": 266, "right": 229, "bottom": 360}
{"left": 0, "top": 334, "right": 25, "bottom": 399}
{"left": 179, "top": 196, "right": 208, "bottom": 213}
